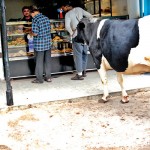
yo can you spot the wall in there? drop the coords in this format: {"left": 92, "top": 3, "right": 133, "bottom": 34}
{"left": 5, "top": 0, "right": 34, "bottom": 21}
{"left": 112, "top": 0, "right": 128, "bottom": 16}
{"left": 127, "top": 0, "right": 140, "bottom": 18}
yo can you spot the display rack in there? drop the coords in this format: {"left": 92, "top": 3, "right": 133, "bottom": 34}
{"left": 6, "top": 20, "right": 95, "bottom": 78}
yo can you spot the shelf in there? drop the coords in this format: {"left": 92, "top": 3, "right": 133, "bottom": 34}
{"left": 51, "top": 29, "right": 66, "bottom": 33}
{"left": 51, "top": 19, "right": 65, "bottom": 23}
{"left": 52, "top": 40, "right": 69, "bottom": 43}
{"left": 6, "top": 21, "right": 32, "bottom": 25}
{"left": 7, "top": 33, "right": 25, "bottom": 36}
{"left": 51, "top": 31, "right": 57, "bottom": 33}
{"left": 8, "top": 45, "right": 26, "bottom": 48}
{"left": 9, "top": 56, "right": 34, "bottom": 61}
{"left": 9, "top": 52, "right": 74, "bottom": 61}
{"left": 51, "top": 53, "right": 73, "bottom": 57}
{"left": 6, "top": 19, "right": 72, "bottom": 59}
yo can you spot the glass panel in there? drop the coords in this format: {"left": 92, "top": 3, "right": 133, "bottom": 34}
{"left": 85, "top": 1, "right": 94, "bottom": 15}
{"left": 95, "top": 0, "right": 100, "bottom": 14}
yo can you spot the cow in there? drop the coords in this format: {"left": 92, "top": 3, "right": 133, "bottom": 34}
{"left": 75, "top": 16, "right": 150, "bottom": 103}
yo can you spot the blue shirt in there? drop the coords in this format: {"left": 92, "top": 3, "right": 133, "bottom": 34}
{"left": 32, "top": 13, "right": 51, "bottom": 51}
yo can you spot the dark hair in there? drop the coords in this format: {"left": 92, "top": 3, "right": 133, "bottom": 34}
{"left": 61, "top": 1, "right": 83, "bottom": 8}
{"left": 29, "top": 5, "right": 39, "bottom": 13}
{"left": 22, "top": 6, "right": 30, "bottom": 12}
{"left": 62, "top": 1, "right": 73, "bottom": 7}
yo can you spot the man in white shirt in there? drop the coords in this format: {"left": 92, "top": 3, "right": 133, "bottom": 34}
{"left": 62, "top": 2, "right": 93, "bottom": 80}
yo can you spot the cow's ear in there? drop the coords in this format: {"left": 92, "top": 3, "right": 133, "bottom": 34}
{"left": 78, "top": 22, "right": 85, "bottom": 30}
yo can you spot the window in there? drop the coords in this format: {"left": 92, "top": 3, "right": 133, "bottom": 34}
{"left": 84, "top": 0, "right": 112, "bottom": 17}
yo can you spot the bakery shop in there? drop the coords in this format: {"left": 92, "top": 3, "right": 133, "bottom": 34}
{"left": 0, "top": 0, "right": 143, "bottom": 79}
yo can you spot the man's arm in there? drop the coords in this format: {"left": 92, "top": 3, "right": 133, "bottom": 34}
{"left": 31, "top": 20, "right": 39, "bottom": 36}
{"left": 82, "top": 9, "right": 93, "bottom": 19}
{"left": 65, "top": 14, "right": 73, "bottom": 36}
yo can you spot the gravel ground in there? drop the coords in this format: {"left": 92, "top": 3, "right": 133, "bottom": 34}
{"left": 0, "top": 88, "right": 150, "bottom": 150}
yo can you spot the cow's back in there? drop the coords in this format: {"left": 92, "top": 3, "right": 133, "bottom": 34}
{"left": 100, "top": 19, "right": 139, "bottom": 72}
{"left": 102, "top": 15, "right": 150, "bottom": 74}
{"left": 100, "top": 16, "right": 150, "bottom": 74}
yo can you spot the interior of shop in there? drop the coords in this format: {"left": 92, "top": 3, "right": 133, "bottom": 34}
{"left": 5, "top": 0, "right": 131, "bottom": 21}
{"left": 5, "top": 0, "right": 85, "bottom": 21}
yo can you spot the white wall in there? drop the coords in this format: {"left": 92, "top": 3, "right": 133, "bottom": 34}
{"left": 127, "top": 0, "right": 140, "bottom": 18}
{"left": 5, "top": 0, "right": 34, "bottom": 21}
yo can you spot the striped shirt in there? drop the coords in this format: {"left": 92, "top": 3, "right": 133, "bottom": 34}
{"left": 32, "top": 13, "right": 51, "bottom": 51}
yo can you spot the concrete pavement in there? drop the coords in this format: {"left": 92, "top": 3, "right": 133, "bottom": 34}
{"left": 0, "top": 70, "right": 150, "bottom": 109}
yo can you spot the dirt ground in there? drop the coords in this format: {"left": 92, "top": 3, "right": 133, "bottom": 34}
{"left": 0, "top": 88, "right": 150, "bottom": 150}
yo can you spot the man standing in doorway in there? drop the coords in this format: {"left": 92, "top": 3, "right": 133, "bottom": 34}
{"left": 21, "top": 6, "right": 33, "bottom": 52}
{"left": 62, "top": 2, "right": 93, "bottom": 80}
{"left": 30, "top": 5, "right": 52, "bottom": 83}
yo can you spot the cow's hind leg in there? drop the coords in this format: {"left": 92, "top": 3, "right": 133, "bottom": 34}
{"left": 98, "top": 66, "right": 109, "bottom": 102}
{"left": 116, "top": 73, "right": 129, "bottom": 103}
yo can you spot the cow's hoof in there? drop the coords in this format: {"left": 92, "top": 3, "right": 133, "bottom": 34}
{"left": 120, "top": 100, "right": 129, "bottom": 104}
{"left": 98, "top": 99, "right": 109, "bottom": 103}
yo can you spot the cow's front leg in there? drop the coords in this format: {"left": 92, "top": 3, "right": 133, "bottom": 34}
{"left": 97, "top": 66, "right": 109, "bottom": 102}
{"left": 116, "top": 72, "right": 129, "bottom": 103}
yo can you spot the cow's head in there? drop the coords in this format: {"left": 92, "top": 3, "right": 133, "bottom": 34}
{"left": 75, "top": 18, "right": 93, "bottom": 44}
{"left": 76, "top": 18, "right": 103, "bottom": 70}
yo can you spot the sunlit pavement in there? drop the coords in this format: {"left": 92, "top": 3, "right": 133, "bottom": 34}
{"left": 0, "top": 70, "right": 150, "bottom": 108}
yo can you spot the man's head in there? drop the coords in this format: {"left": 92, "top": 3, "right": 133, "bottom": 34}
{"left": 29, "top": 5, "right": 40, "bottom": 17}
{"left": 61, "top": 2, "right": 73, "bottom": 12}
{"left": 22, "top": 6, "right": 31, "bottom": 18}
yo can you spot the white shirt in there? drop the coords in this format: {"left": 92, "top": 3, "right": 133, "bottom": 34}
{"left": 65, "top": 7, "right": 93, "bottom": 38}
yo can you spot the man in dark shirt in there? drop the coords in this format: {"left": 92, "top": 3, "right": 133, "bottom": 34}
{"left": 21, "top": 6, "right": 32, "bottom": 52}
{"left": 21, "top": 6, "right": 32, "bottom": 23}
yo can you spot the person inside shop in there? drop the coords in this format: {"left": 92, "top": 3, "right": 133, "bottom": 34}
{"left": 21, "top": 6, "right": 33, "bottom": 23}
{"left": 61, "top": 2, "right": 93, "bottom": 80}
{"left": 21, "top": 6, "right": 33, "bottom": 52}
{"left": 29, "top": 5, "right": 52, "bottom": 83}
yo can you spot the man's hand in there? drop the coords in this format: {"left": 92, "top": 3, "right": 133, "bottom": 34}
{"left": 29, "top": 32, "right": 37, "bottom": 36}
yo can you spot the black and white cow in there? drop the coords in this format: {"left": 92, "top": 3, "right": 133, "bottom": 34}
{"left": 76, "top": 16, "right": 150, "bottom": 103}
